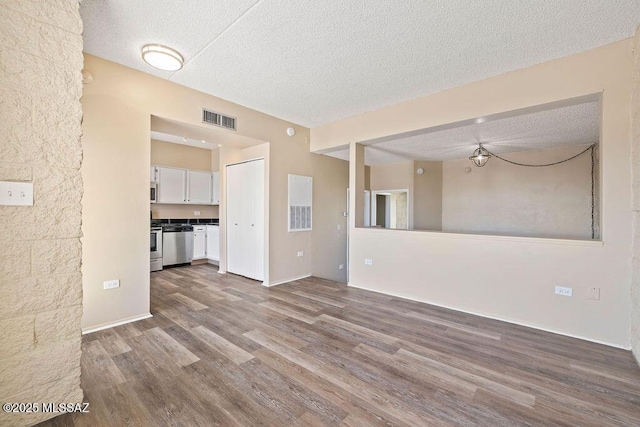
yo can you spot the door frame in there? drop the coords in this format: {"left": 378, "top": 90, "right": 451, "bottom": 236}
{"left": 371, "top": 189, "right": 410, "bottom": 229}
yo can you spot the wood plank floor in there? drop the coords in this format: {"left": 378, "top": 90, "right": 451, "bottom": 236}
{"left": 41, "top": 264, "right": 640, "bottom": 426}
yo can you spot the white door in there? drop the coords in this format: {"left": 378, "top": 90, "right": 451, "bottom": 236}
{"left": 188, "top": 171, "right": 213, "bottom": 204}
{"left": 157, "top": 167, "right": 187, "bottom": 203}
{"left": 211, "top": 172, "right": 220, "bottom": 205}
{"left": 226, "top": 159, "right": 265, "bottom": 281}
{"left": 252, "top": 160, "right": 264, "bottom": 281}
{"left": 226, "top": 162, "right": 246, "bottom": 277}
{"left": 240, "top": 161, "right": 256, "bottom": 278}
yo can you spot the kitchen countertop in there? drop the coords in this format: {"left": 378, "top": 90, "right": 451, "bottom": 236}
{"left": 151, "top": 218, "right": 219, "bottom": 226}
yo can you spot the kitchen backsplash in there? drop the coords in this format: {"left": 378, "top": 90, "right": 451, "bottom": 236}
{"left": 151, "top": 218, "right": 219, "bottom": 225}
{"left": 151, "top": 203, "right": 219, "bottom": 219}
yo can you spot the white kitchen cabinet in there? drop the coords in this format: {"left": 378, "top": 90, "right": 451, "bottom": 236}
{"left": 157, "top": 166, "right": 187, "bottom": 204}
{"left": 212, "top": 171, "right": 220, "bottom": 205}
{"left": 226, "top": 159, "right": 264, "bottom": 281}
{"left": 152, "top": 165, "right": 219, "bottom": 205}
{"left": 206, "top": 225, "right": 220, "bottom": 262}
{"left": 187, "top": 170, "right": 212, "bottom": 204}
{"left": 193, "top": 226, "right": 207, "bottom": 260}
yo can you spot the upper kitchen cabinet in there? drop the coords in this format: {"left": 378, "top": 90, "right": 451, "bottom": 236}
{"left": 153, "top": 165, "right": 219, "bottom": 205}
{"left": 157, "top": 166, "right": 187, "bottom": 203}
{"left": 187, "top": 170, "right": 213, "bottom": 204}
{"left": 212, "top": 172, "right": 220, "bottom": 205}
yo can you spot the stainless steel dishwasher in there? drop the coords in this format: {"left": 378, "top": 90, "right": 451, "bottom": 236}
{"left": 162, "top": 224, "right": 194, "bottom": 266}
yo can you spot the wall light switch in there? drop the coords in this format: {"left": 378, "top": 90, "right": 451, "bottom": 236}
{"left": 297, "top": 251, "right": 304, "bottom": 257}
{"left": 364, "top": 259, "right": 373, "bottom": 265}
{"left": 339, "top": 264, "right": 344, "bottom": 270}
{"left": 104, "top": 279, "right": 120, "bottom": 290}
{"left": 0, "top": 181, "right": 33, "bottom": 206}
{"left": 555, "top": 286, "right": 572, "bottom": 297}
{"left": 337, "top": 224, "right": 341, "bottom": 231}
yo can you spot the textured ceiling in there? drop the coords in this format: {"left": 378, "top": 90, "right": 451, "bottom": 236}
{"left": 80, "top": 1, "right": 640, "bottom": 127}
{"left": 324, "top": 101, "right": 600, "bottom": 165}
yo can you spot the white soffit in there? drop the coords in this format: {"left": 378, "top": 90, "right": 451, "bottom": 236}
{"left": 150, "top": 131, "right": 219, "bottom": 151}
{"left": 324, "top": 101, "right": 600, "bottom": 165}
{"left": 80, "top": 1, "right": 640, "bottom": 127}
{"left": 150, "top": 116, "right": 266, "bottom": 150}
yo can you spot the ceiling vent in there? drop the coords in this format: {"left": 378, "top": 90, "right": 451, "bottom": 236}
{"left": 202, "top": 108, "right": 236, "bottom": 131}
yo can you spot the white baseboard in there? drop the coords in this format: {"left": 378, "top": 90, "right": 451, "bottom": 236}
{"left": 82, "top": 313, "right": 153, "bottom": 335}
{"left": 347, "top": 283, "right": 630, "bottom": 350}
{"left": 263, "top": 273, "right": 312, "bottom": 287}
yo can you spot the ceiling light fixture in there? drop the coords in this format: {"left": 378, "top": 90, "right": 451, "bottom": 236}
{"left": 469, "top": 144, "right": 491, "bottom": 167}
{"left": 141, "top": 44, "right": 184, "bottom": 71}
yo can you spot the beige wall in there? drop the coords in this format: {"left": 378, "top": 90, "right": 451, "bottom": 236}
{"left": 364, "top": 165, "right": 371, "bottom": 190}
{"left": 82, "top": 54, "right": 345, "bottom": 329}
{"left": 312, "top": 157, "right": 349, "bottom": 283}
{"left": 151, "top": 139, "right": 214, "bottom": 171}
{"left": 631, "top": 25, "right": 640, "bottom": 363}
{"left": 413, "top": 161, "right": 443, "bottom": 230}
{"left": 150, "top": 139, "right": 219, "bottom": 219}
{"left": 317, "top": 40, "right": 634, "bottom": 348}
{"left": 369, "top": 160, "right": 443, "bottom": 230}
{"left": 0, "top": 1, "right": 84, "bottom": 425}
{"left": 442, "top": 146, "right": 596, "bottom": 239}
{"left": 370, "top": 161, "right": 414, "bottom": 228}
{"left": 370, "top": 161, "right": 414, "bottom": 190}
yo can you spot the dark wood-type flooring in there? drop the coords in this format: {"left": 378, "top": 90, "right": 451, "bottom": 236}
{"left": 41, "top": 264, "right": 640, "bottom": 426}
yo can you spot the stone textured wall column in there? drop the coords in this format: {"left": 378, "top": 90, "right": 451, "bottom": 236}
{"left": 632, "top": 24, "right": 640, "bottom": 365}
{"left": 0, "top": 0, "right": 84, "bottom": 425}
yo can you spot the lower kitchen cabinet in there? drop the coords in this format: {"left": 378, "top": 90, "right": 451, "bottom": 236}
{"left": 193, "top": 226, "right": 207, "bottom": 260}
{"left": 206, "top": 225, "right": 220, "bottom": 262}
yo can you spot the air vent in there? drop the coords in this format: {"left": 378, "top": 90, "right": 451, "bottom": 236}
{"left": 202, "top": 108, "right": 236, "bottom": 131}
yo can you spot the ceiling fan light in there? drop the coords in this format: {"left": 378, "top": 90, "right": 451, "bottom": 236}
{"left": 141, "top": 44, "right": 183, "bottom": 71}
{"left": 469, "top": 144, "right": 491, "bottom": 167}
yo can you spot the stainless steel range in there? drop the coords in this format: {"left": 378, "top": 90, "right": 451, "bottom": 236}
{"left": 150, "top": 226, "right": 163, "bottom": 272}
{"left": 162, "top": 224, "right": 193, "bottom": 267}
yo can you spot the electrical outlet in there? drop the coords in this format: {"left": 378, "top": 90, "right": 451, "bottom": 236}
{"left": 104, "top": 279, "right": 120, "bottom": 290}
{"left": 588, "top": 286, "right": 600, "bottom": 300}
{"left": 339, "top": 264, "right": 344, "bottom": 270}
{"left": 555, "top": 286, "right": 572, "bottom": 297}
{"left": 297, "top": 251, "right": 304, "bottom": 257}
{"left": 194, "top": 211, "right": 201, "bottom": 216}
{"left": 364, "top": 259, "right": 373, "bottom": 265}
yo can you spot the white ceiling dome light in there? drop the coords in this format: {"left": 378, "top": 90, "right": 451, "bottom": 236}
{"left": 286, "top": 127, "right": 296, "bottom": 137}
{"left": 141, "top": 44, "right": 184, "bottom": 71}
